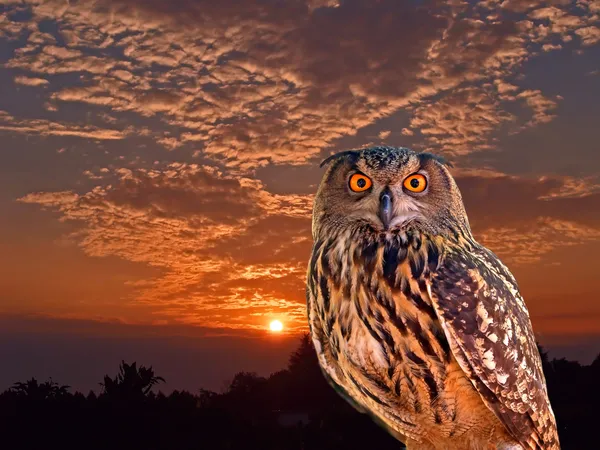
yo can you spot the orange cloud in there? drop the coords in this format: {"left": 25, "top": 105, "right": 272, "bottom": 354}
{"left": 515, "top": 90, "right": 560, "bottom": 127}
{"left": 0, "top": 110, "right": 128, "bottom": 140}
{"left": 575, "top": 26, "right": 600, "bottom": 46}
{"left": 18, "top": 164, "right": 313, "bottom": 331}
{"left": 408, "top": 87, "right": 515, "bottom": 155}
{"left": 478, "top": 218, "right": 600, "bottom": 264}
{"left": 15, "top": 160, "right": 600, "bottom": 333}
{"left": 14, "top": 75, "right": 49, "bottom": 86}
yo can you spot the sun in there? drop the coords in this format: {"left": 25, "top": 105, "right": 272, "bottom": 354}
{"left": 269, "top": 320, "right": 284, "bottom": 332}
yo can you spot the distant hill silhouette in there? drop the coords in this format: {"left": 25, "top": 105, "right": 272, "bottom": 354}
{"left": 0, "top": 334, "right": 596, "bottom": 449}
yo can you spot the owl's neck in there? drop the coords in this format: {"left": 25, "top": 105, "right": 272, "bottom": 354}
{"left": 311, "top": 224, "right": 477, "bottom": 294}
{"left": 318, "top": 222, "right": 474, "bottom": 251}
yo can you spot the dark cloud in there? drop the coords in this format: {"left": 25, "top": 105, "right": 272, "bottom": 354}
{"left": 452, "top": 169, "right": 600, "bottom": 263}
{"left": 98, "top": 166, "right": 262, "bottom": 223}
{"left": 455, "top": 171, "right": 600, "bottom": 230}
{"left": 5, "top": 0, "right": 595, "bottom": 167}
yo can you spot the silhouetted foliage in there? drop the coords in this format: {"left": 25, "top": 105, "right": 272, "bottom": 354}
{"left": 100, "top": 360, "right": 165, "bottom": 401}
{"left": 0, "top": 336, "right": 596, "bottom": 449}
{"left": 10, "top": 378, "right": 70, "bottom": 400}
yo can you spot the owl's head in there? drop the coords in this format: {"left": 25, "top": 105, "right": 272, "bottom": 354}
{"left": 313, "top": 146, "right": 471, "bottom": 239}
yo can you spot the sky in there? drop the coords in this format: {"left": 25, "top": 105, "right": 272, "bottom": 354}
{"left": 0, "top": 0, "right": 599, "bottom": 393}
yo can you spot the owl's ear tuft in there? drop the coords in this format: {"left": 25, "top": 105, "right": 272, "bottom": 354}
{"left": 319, "top": 150, "right": 360, "bottom": 168}
{"left": 418, "top": 152, "right": 454, "bottom": 168}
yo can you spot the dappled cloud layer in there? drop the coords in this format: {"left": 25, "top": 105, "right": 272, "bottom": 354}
{"left": 2, "top": 0, "right": 599, "bottom": 162}
{"left": 19, "top": 164, "right": 313, "bottom": 331}
{"left": 1, "top": 0, "right": 599, "bottom": 334}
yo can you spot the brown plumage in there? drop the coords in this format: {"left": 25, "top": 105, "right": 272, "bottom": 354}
{"left": 306, "top": 146, "right": 559, "bottom": 450}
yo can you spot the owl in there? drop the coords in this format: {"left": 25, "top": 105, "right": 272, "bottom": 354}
{"left": 306, "top": 146, "right": 559, "bottom": 450}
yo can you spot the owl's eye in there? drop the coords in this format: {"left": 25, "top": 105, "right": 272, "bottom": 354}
{"left": 349, "top": 173, "right": 372, "bottom": 192}
{"left": 403, "top": 173, "right": 427, "bottom": 193}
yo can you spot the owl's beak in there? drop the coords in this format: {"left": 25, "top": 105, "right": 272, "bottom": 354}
{"left": 379, "top": 188, "right": 393, "bottom": 230}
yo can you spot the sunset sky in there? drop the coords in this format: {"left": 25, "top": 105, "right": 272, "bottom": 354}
{"left": 0, "top": 0, "right": 599, "bottom": 393}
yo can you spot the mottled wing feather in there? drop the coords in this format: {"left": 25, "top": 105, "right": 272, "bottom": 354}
{"left": 427, "top": 244, "right": 559, "bottom": 449}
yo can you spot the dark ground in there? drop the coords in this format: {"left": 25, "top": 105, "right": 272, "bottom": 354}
{"left": 0, "top": 335, "right": 597, "bottom": 449}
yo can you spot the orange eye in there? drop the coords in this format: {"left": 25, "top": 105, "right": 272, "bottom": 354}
{"left": 403, "top": 173, "right": 427, "bottom": 193}
{"left": 349, "top": 173, "right": 372, "bottom": 192}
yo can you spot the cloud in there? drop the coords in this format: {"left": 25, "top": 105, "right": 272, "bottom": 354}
{"left": 1, "top": 0, "right": 596, "bottom": 169}
{"left": 516, "top": 89, "right": 560, "bottom": 125}
{"left": 450, "top": 168, "right": 600, "bottom": 264}
{"left": 407, "top": 87, "right": 515, "bottom": 155}
{"left": 497, "top": 0, "right": 572, "bottom": 14}
{"left": 0, "top": 4, "right": 36, "bottom": 40}
{"left": 7, "top": 41, "right": 118, "bottom": 75}
{"left": 536, "top": 175, "right": 600, "bottom": 200}
{"left": 454, "top": 169, "right": 600, "bottom": 231}
{"left": 16, "top": 160, "right": 600, "bottom": 333}
{"left": 477, "top": 217, "right": 600, "bottom": 264}
{"left": 378, "top": 130, "right": 391, "bottom": 140}
{"left": 575, "top": 26, "right": 600, "bottom": 46}
{"left": 19, "top": 163, "right": 313, "bottom": 331}
{"left": 0, "top": 110, "right": 129, "bottom": 140}
{"left": 14, "top": 75, "right": 49, "bottom": 86}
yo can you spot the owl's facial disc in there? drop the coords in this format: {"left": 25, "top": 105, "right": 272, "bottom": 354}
{"left": 314, "top": 147, "right": 471, "bottom": 239}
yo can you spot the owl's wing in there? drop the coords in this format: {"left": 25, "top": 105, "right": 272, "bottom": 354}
{"left": 426, "top": 243, "right": 559, "bottom": 450}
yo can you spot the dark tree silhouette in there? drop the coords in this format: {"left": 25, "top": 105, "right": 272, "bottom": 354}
{"left": 100, "top": 360, "right": 165, "bottom": 400}
{"left": 9, "top": 378, "right": 70, "bottom": 400}
{"left": 0, "top": 340, "right": 597, "bottom": 450}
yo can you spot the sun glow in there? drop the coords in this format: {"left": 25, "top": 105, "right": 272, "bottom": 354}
{"left": 269, "top": 320, "right": 283, "bottom": 332}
